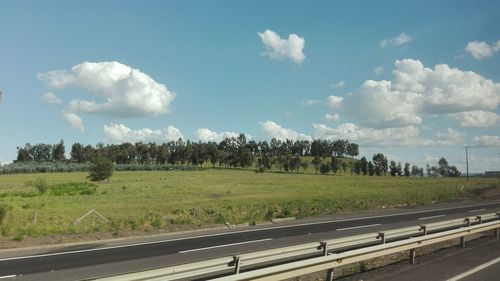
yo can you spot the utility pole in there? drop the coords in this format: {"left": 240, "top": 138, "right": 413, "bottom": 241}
{"left": 465, "top": 146, "right": 469, "bottom": 181}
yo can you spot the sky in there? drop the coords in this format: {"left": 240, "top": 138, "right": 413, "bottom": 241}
{"left": 0, "top": 0, "right": 499, "bottom": 172}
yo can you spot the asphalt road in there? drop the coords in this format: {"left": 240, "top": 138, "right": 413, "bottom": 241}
{"left": 347, "top": 232, "right": 500, "bottom": 281}
{"left": 0, "top": 201, "right": 499, "bottom": 280}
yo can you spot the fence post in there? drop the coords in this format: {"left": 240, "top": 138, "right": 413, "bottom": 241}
{"left": 409, "top": 249, "right": 416, "bottom": 264}
{"left": 460, "top": 236, "right": 466, "bottom": 248}
{"left": 495, "top": 228, "right": 499, "bottom": 238}
{"left": 33, "top": 208, "right": 38, "bottom": 226}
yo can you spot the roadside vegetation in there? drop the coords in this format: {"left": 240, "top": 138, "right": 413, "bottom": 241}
{"left": 0, "top": 170, "right": 496, "bottom": 241}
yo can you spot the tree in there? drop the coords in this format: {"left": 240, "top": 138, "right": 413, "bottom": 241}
{"left": 389, "top": 161, "right": 398, "bottom": 176}
{"left": 360, "top": 157, "right": 368, "bottom": 175}
{"left": 88, "top": 157, "right": 113, "bottom": 182}
{"left": 331, "top": 157, "right": 340, "bottom": 174}
{"left": 372, "top": 153, "right": 388, "bottom": 176}
{"left": 347, "top": 143, "right": 359, "bottom": 158}
{"left": 320, "top": 163, "right": 331, "bottom": 175}
{"left": 300, "top": 161, "right": 309, "bottom": 173}
{"left": 438, "top": 157, "right": 449, "bottom": 177}
{"left": 404, "top": 163, "right": 410, "bottom": 177}
{"left": 411, "top": 165, "right": 421, "bottom": 177}
{"left": 53, "top": 140, "right": 66, "bottom": 161}
{"left": 311, "top": 156, "right": 322, "bottom": 174}
{"left": 353, "top": 161, "right": 362, "bottom": 175}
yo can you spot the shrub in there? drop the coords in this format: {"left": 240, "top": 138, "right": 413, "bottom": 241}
{"left": 88, "top": 157, "right": 113, "bottom": 182}
{"left": 50, "top": 182, "right": 97, "bottom": 196}
{"left": 25, "top": 177, "right": 49, "bottom": 194}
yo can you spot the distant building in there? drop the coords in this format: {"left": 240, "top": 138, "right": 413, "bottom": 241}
{"left": 484, "top": 171, "right": 500, "bottom": 178}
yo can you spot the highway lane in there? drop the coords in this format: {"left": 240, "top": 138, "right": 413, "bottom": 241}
{"left": 0, "top": 201, "right": 498, "bottom": 279}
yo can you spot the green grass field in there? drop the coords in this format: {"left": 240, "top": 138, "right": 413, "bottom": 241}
{"left": 0, "top": 169, "right": 497, "bottom": 239}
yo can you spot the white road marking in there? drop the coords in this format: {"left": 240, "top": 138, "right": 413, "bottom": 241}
{"left": 178, "top": 238, "right": 273, "bottom": 254}
{"left": 418, "top": 215, "right": 446, "bottom": 220}
{"left": 0, "top": 275, "right": 16, "bottom": 279}
{"left": 0, "top": 202, "right": 496, "bottom": 262}
{"left": 446, "top": 257, "right": 500, "bottom": 281}
{"left": 467, "top": 209, "right": 486, "bottom": 213}
{"left": 337, "top": 224, "right": 381, "bottom": 231}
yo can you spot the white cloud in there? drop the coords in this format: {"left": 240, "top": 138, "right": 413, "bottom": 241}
{"left": 38, "top": 61, "right": 176, "bottom": 119}
{"left": 374, "top": 66, "right": 384, "bottom": 76}
{"left": 326, "top": 95, "right": 343, "bottom": 110}
{"left": 433, "top": 128, "right": 464, "bottom": 146}
{"left": 260, "top": 120, "right": 311, "bottom": 141}
{"left": 325, "top": 113, "right": 340, "bottom": 122}
{"left": 301, "top": 99, "right": 321, "bottom": 106}
{"left": 195, "top": 128, "right": 240, "bottom": 142}
{"left": 449, "top": 111, "right": 500, "bottom": 128}
{"left": 331, "top": 81, "right": 345, "bottom": 89}
{"left": 465, "top": 40, "right": 499, "bottom": 60}
{"left": 42, "top": 92, "right": 62, "bottom": 104}
{"left": 313, "top": 123, "right": 427, "bottom": 147}
{"left": 336, "top": 59, "right": 500, "bottom": 128}
{"left": 343, "top": 80, "right": 424, "bottom": 128}
{"left": 380, "top": 32, "right": 413, "bottom": 48}
{"left": 62, "top": 110, "right": 84, "bottom": 132}
{"left": 258, "top": 29, "right": 305, "bottom": 64}
{"left": 473, "top": 135, "right": 500, "bottom": 147}
{"left": 103, "top": 123, "right": 183, "bottom": 143}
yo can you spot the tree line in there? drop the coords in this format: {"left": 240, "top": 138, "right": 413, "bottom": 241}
{"left": 15, "top": 136, "right": 359, "bottom": 168}
{"left": 11, "top": 136, "right": 460, "bottom": 177}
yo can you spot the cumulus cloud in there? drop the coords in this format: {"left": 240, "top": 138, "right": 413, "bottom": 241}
{"left": 473, "top": 135, "right": 500, "bottom": 147}
{"left": 258, "top": 29, "right": 305, "bottom": 64}
{"left": 62, "top": 110, "right": 84, "bottom": 132}
{"left": 103, "top": 123, "right": 183, "bottom": 143}
{"left": 335, "top": 59, "right": 500, "bottom": 128}
{"left": 465, "top": 40, "right": 500, "bottom": 60}
{"left": 195, "top": 128, "right": 241, "bottom": 142}
{"left": 326, "top": 95, "right": 343, "bottom": 110}
{"left": 42, "top": 92, "right": 62, "bottom": 104}
{"left": 260, "top": 120, "right": 311, "bottom": 141}
{"left": 38, "top": 61, "right": 176, "bottom": 121}
{"left": 380, "top": 32, "right": 413, "bottom": 48}
{"left": 325, "top": 113, "right": 340, "bottom": 122}
{"left": 449, "top": 111, "right": 499, "bottom": 128}
{"left": 433, "top": 128, "right": 464, "bottom": 146}
{"left": 331, "top": 81, "right": 345, "bottom": 89}
{"left": 374, "top": 66, "right": 384, "bottom": 75}
{"left": 301, "top": 99, "right": 321, "bottom": 106}
{"left": 313, "top": 123, "right": 427, "bottom": 147}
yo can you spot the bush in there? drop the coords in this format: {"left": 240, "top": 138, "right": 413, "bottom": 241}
{"left": 50, "top": 182, "right": 97, "bottom": 196}
{"left": 88, "top": 157, "right": 113, "bottom": 182}
{"left": 25, "top": 177, "right": 49, "bottom": 194}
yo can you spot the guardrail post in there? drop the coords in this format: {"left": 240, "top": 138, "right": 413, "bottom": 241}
{"left": 495, "top": 228, "right": 499, "bottom": 238}
{"left": 320, "top": 241, "right": 329, "bottom": 256}
{"left": 409, "top": 249, "right": 416, "bottom": 264}
{"left": 233, "top": 256, "right": 241, "bottom": 274}
{"left": 378, "top": 232, "right": 386, "bottom": 244}
{"left": 465, "top": 217, "right": 471, "bottom": 227}
{"left": 326, "top": 269, "right": 334, "bottom": 281}
{"left": 460, "top": 236, "right": 466, "bottom": 248}
{"left": 420, "top": 225, "right": 428, "bottom": 236}
{"left": 476, "top": 215, "right": 482, "bottom": 224}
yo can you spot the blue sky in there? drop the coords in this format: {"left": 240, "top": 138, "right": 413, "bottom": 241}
{"left": 0, "top": 0, "right": 499, "bottom": 172}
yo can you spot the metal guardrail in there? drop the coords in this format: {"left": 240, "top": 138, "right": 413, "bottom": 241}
{"left": 96, "top": 212, "right": 500, "bottom": 281}
{"left": 211, "top": 220, "right": 500, "bottom": 281}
